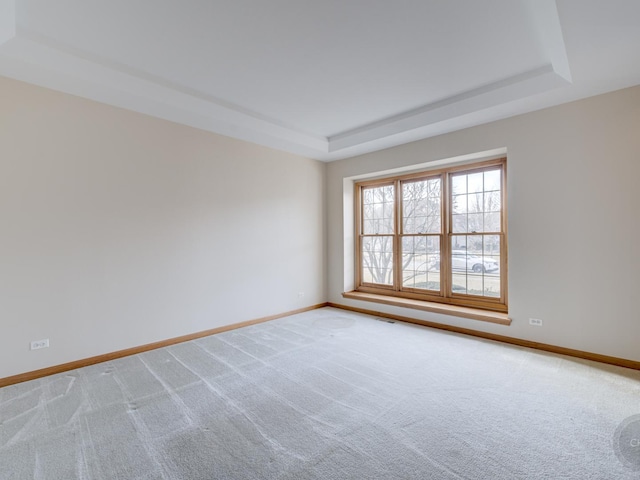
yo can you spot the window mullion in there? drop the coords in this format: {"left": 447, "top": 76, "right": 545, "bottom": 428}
{"left": 394, "top": 179, "right": 402, "bottom": 292}
{"left": 442, "top": 172, "right": 451, "bottom": 299}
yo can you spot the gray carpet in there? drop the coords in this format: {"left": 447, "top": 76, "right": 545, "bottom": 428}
{"left": 1, "top": 307, "right": 639, "bottom": 479}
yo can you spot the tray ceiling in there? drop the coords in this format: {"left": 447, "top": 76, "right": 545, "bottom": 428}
{"left": 1, "top": 0, "right": 639, "bottom": 160}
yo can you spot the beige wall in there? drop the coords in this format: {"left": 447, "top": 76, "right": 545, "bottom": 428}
{"left": 2, "top": 76, "right": 638, "bottom": 380}
{"left": 327, "top": 85, "right": 640, "bottom": 362}
{"left": 0, "top": 77, "right": 326, "bottom": 378}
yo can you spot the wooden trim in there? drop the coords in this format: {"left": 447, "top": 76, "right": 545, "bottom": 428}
{"left": 354, "top": 182, "right": 362, "bottom": 289}
{"left": 328, "top": 302, "right": 640, "bottom": 371}
{"left": 501, "top": 160, "right": 509, "bottom": 307}
{"left": 393, "top": 178, "right": 402, "bottom": 291}
{"left": 447, "top": 160, "right": 507, "bottom": 306}
{"left": 354, "top": 157, "right": 508, "bottom": 312}
{"left": 343, "top": 291, "right": 510, "bottom": 325}
{"left": 0, "top": 303, "right": 329, "bottom": 389}
{"left": 356, "top": 158, "right": 503, "bottom": 186}
{"left": 353, "top": 286, "right": 508, "bottom": 313}
{"left": 446, "top": 157, "right": 506, "bottom": 174}
{"left": 441, "top": 171, "right": 451, "bottom": 301}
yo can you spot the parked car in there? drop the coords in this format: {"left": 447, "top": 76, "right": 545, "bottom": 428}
{"left": 452, "top": 250, "right": 499, "bottom": 273}
{"left": 427, "top": 251, "right": 499, "bottom": 273}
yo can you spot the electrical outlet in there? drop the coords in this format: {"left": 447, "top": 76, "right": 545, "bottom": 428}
{"left": 30, "top": 339, "right": 49, "bottom": 350}
{"left": 529, "top": 318, "right": 543, "bottom": 327}
{"left": 297, "top": 292, "right": 305, "bottom": 298}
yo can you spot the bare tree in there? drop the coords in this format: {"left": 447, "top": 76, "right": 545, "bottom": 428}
{"left": 361, "top": 179, "right": 441, "bottom": 287}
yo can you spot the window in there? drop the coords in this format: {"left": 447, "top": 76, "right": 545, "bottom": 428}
{"left": 355, "top": 158, "right": 507, "bottom": 313}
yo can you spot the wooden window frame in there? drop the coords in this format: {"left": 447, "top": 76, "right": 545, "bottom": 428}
{"left": 354, "top": 158, "right": 508, "bottom": 313}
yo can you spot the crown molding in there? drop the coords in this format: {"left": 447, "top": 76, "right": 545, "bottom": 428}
{"left": 0, "top": 1, "right": 572, "bottom": 161}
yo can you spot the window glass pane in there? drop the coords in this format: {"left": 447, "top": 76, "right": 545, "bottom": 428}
{"left": 467, "top": 213, "right": 483, "bottom": 233}
{"left": 383, "top": 201, "right": 394, "bottom": 223}
{"left": 451, "top": 169, "right": 502, "bottom": 234}
{"left": 401, "top": 236, "right": 440, "bottom": 291}
{"left": 452, "top": 175, "right": 466, "bottom": 195}
{"left": 483, "top": 234, "right": 501, "bottom": 256}
{"left": 452, "top": 194, "right": 467, "bottom": 214}
{"left": 452, "top": 273, "right": 467, "bottom": 295}
{"left": 484, "top": 212, "right": 501, "bottom": 232}
{"left": 452, "top": 234, "right": 483, "bottom": 253}
{"left": 361, "top": 236, "right": 394, "bottom": 285}
{"left": 452, "top": 214, "right": 467, "bottom": 233}
{"left": 468, "top": 172, "right": 483, "bottom": 193}
{"left": 402, "top": 178, "right": 441, "bottom": 234}
{"left": 483, "top": 235, "right": 501, "bottom": 297}
{"left": 426, "top": 216, "right": 441, "bottom": 234}
{"left": 468, "top": 192, "right": 483, "bottom": 213}
{"left": 451, "top": 235, "right": 501, "bottom": 298}
{"left": 451, "top": 239, "right": 468, "bottom": 273}
{"left": 484, "top": 191, "right": 501, "bottom": 212}
{"left": 484, "top": 169, "right": 501, "bottom": 191}
{"left": 362, "top": 185, "right": 394, "bottom": 234}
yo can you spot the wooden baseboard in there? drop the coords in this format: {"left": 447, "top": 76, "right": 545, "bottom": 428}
{"left": 5, "top": 300, "right": 636, "bottom": 388}
{"left": 327, "top": 302, "right": 640, "bottom": 371}
{"left": 0, "top": 303, "right": 329, "bottom": 388}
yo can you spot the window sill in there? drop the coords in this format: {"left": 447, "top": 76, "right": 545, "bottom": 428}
{"left": 342, "top": 291, "right": 511, "bottom": 326}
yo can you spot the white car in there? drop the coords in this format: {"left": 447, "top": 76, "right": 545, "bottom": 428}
{"left": 452, "top": 250, "right": 499, "bottom": 273}
{"left": 428, "top": 251, "right": 499, "bottom": 273}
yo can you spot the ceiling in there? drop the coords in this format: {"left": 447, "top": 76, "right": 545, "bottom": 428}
{"left": 1, "top": 0, "right": 639, "bottom": 161}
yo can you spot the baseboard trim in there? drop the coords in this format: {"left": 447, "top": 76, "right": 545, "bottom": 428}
{"left": 327, "top": 302, "right": 640, "bottom": 371}
{"left": 0, "top": 303, "right": 329, "bottom": 388}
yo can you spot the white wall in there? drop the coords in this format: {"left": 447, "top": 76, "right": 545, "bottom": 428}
{"left": 0, "top": 76, "right": 326, "bottom": 379}
{"left": 327, "top": 85, "right": 640, "bottom": 362}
